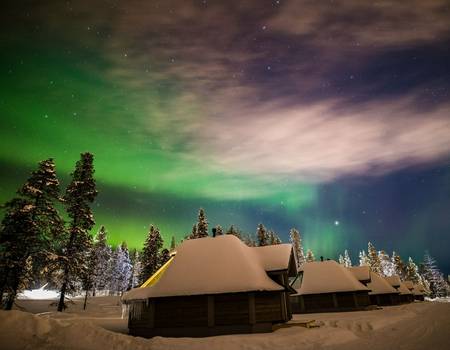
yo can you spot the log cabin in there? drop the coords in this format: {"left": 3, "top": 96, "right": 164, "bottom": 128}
{"left": 290, "top": 260, "right": 370, "bottom": 313}
{"left": 384, "top": 276, "right": 414, "bottom": 303}
{"left": 366, "top": 272, "right": 399, "bottom": 306}
{"left": 348, "top": 267, "right": 400, "bottom": 306}
{"left": 122, "top": 235, "right": 296, "bottom": 337}
{"left": 348, "top": 266, "right": 371, "bottom": 285}
{"left": 404, "top": 280, "right": 425, "bottom": 301}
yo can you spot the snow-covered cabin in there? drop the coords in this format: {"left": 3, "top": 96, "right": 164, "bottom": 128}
{"left": 348, "top": 266, "right": 371, "bottom": 284}
{"left": 384, "top": 276, "right": 413, "bottom": 303}
{"left": 404, "top": 281, "right": 425, "bottom": 301}
{"left": 122, "top": 235, "right": 296, "bottom": 337}
{"left": 290, "top": 261, "right": 370, "bottom": 313}
{"left": 366, "top": 272, "right": 399, "bottom": 305}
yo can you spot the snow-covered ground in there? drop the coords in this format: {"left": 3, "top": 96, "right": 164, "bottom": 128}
{"left": 1, "top": 297, "right": 449, "bottom": 349}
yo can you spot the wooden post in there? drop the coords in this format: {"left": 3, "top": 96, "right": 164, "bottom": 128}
{"left": 248, "top": 293, "right": 256, "bottom": 324}
{"left": 332, "top": 293, "right": 338, "bottom": 308}
{"left": 376, "top": 295, "right": 381, "bottom": 306}
{"left": 280, "top": 292, "right": 287, "bottom": 320}
{"left": 207, "top": 295, "right": 215, "bottom": 327}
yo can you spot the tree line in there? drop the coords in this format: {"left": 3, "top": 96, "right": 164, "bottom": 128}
{"left": 1, "top": 155, "right": 448, "bottom": 311}
{"left": 290, "top": 230, "right": 449, "bottom": 298}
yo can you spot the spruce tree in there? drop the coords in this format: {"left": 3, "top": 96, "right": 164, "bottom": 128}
{"left": 256, "top": 223, "right": 268, "bottom": 246}
{"left": 289, "top": 228, "right": 305, "bottom": 269}
{"left": 196, "top": 208, "right": 208, "bottom": 238}
{"left": 404, "top": 257, "right": 421, "bottom": 283}
{"left": 0, "top": 198, "right": 36, "bottom": 309}
{"left": 391, "top": 251, "right": 405, "bottom": 279}
{"left": 305, "top": 249, "right": 315, "bottom": 262}
{"left": 268, "top": 230, "right": 282, "bottom": 245}
{"left": 338, "top": 254, "right": 345, "bottom": 265}
{"left": 129, "top": 249, "right": 142, "bottom": 289}
{"left": 139, "top": 225, "right": 163, "bottom": 283}
{"left": 421, "top": 252, "right": 448, "bottom": 298}
{"left": 158, "top": 248, "right": 171, "bottom": 268}
{"left": 117, "top": 242, "right": 132, "bottom": 293}
{"left": 92, "top": 226, "right": 112, "bottom": 294}
{"left": 215, "top": 225, "right": 224, "bottom": 236}
{"left": 367, "top": 242, "right": 382, "bottom": 274}
{"left": 57, "top": 152, "right": 98, "bottom": 312}
{"left": 188, "top": 224, "right": 198, "bottom": 239}
{"left": 378, "top": 250, "right": 394, "bottom": 277}
{"left": 170, "top": 236, "right": 176, "bottom": 251}
{"left": 359, "top": 250, "right": 369, "bottom": 266}
{"left": 343, "top": 250, "right": 352, "bottom": 267}
{"left": 81, "top": 240, "right": 96, "bottom": 309}
{"left": 1, "top": 159, "right": 64, "bottom": 309}
{"left": 226, "top": 225, "right": 241, "bottom": 239}
{"left": 242, "top": 233, "right": 256, "bottom": 247}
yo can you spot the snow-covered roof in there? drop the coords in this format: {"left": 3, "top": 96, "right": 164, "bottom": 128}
{"left": 123, "top": 235, "right": 290, "bottom": 301}
{"left": 405, "top": 282, "right": 425, "bottom": 296}
{"left": 367, "top": 272, "right": 398, "bottom": 295}
{"left": 253, "top": 244, "right": 294, "bottom": 272}
{"left": 411, "top": 284, "right": 425, "bottom": 296}
{"left": 384, "top": 275, "right": 401, "bottom": 288}
{"left": 404, "top": 281, "right": 414, "bottom": 290}
{"left": 348, "top": 266, "right": 371, "bottom": 282}
{"left": 292, "top": 261, "right": 369, "bottom": 295}
{"left": 397, "top": 282, "right": 413, "bottom": 295}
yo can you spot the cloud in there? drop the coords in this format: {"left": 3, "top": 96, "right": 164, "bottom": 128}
{"left": 5, "top": 0, "right": 450, "bottom": 185}
{"left": 268, "top": 0, "right": 450, "bottom": 48}
{"left": 197, "top": 96, "right": 450, "bottom": 182}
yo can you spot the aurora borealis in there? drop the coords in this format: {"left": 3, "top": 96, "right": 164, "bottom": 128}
{"left": 1, "top": 1, "right": 449, "bottom": 273}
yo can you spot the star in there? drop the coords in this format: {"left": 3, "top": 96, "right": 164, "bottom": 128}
{"left": 334, "top": 220, "right": 340, "bottom": 226}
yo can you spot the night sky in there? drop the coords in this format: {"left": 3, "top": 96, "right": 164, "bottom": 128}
{"left": 1, "top": 1, "right": 449, "bottom": 273}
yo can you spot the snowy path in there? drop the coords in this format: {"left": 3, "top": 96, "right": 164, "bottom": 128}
{"left": 1, "top": 298, "right": 449, "bottom": 349}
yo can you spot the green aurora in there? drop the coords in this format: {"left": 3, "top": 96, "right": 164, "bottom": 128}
{"left": 1, "top": 1, "right": 449, "bottom": 273}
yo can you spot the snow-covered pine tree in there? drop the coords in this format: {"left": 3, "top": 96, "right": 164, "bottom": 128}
{"left": 0, "top": 198, "right": 36, "bottom": 309}
{"left": 268, "top": 230, "right": 282, "bottom": 245}
{"left": 18, "top": 159, "right": 64, "bottom": 287}
{"left": 421, "top": 252, "right": 448, "bottom": 298}
{"left": 139, "top": 225, "right": 163, "bottom": 283}
{"left": 196, "top": 208, "right": 208, "bottom": 238}
{"left": 108, "top": 245, "right": 122, "bottom": 293}
{"left": 118, "top": 242, "right": 132, "bottom": 293}
{"left": 338, "top": 254, "right": 345, "bottom": 265}
{"left": 344, "top": 250, "right": 352, "bottom": 267}
{"left": 256, "top": 223, "right": 268, "bottom": 246}
{"left": 158, "top": 248, "right": 171, "bottom": 268}
{"left": 188, "top": 224, "right": 198, "bottom": 239}
{"left": 226, "top": 225, "right": 242, "bottom": 239}
{"left": 359, "top": 250, "right": 369, "bottom": 266}
{"left": 91, "top": 226, "right": 112, "bottom": 294}
{"left": 305, "top": 249, "right": 315, "bottom": 262}
{"left": 378, "top": 250, "right": 394, "bottom": 277}
{"left": 404, "top": 257, "right": 421, "bottom": 283}
{"left": 214, "top": 225, "right": 224, "bottom": 236}
{"left": 170, "top": 236, "right": 176, "bottom": 251}
{"left": 367, "top": 242, "right": 382, "bottom": 274}
{"left": 1, "top": 159, "right": 64, "bottom": 310}
{"left": 242, "top": 233, "right": 256, "bottom": 247}
{"left": 129, "top": 249, "right": 142, "bottom": 289}
{"left": 289, "top": 228, "right": 305, "bottom": 269}
{"left": 81, "top": 240, "right": 96, "bottom": 309}
{"left": 391, "top": 251, "right": 405, "bottom": 279}
{"left": 57, "top": 152, "right": 98, "bottom": 312}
